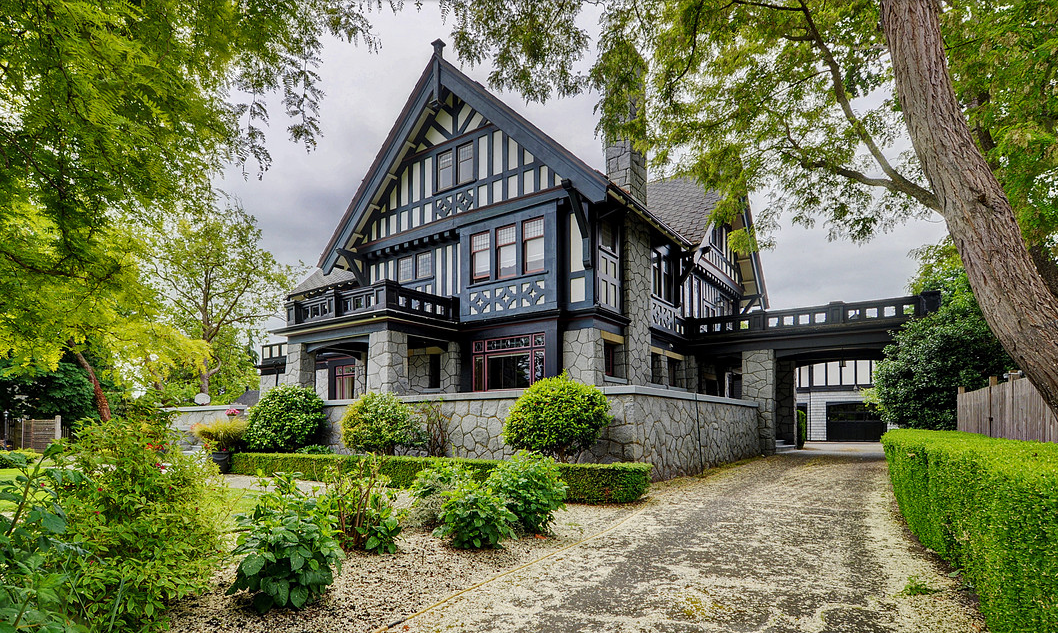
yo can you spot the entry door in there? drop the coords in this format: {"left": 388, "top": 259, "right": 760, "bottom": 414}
{"left": 825, "top": 402, "right": 885, "bottom": 441}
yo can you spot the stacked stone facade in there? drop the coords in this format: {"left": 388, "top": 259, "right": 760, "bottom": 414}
{"left": 606, "top": 140, "right": 647, "bottom": 205}
{"left": 622, "top": 214, "right": 654, "bottom": 385}
{"left": 367, "top": 330, "right": 409, "bottom": 394}
{"left": 563, "top": 328, "right": 606, "bottom": 386}
{"left": 741, "top": 349, "right": 779, "bottom": 455}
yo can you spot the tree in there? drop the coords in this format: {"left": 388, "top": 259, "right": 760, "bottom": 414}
{"left": 1, "top": 0, "right": 391, "bottom": 398}
{"left": 146, "top": 205, "right": 297, "bottom": 402}
{"left": 433, "top": 0, "right": 1058, "bottom": 415}
{"left": 873, "top": 241, "right": 1013, "bottom": 429}
{"left": 0, "top": 357, "right": 96, "bottom": 424}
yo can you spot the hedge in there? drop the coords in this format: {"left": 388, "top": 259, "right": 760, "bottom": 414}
{"left": 230, "top": 452, "right": 651, "bottom": 504}
{"left": 882, "top": 429, "right": 1058, "bottom": 633}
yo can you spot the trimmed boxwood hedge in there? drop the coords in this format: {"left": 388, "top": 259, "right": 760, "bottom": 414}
{"left": 882, "top": 429, "right": 1058, "bottom": 633}
{"left": 230, "top": 452, "right": 651, "bottom": 504}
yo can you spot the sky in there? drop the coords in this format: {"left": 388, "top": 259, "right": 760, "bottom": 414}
{"left": 220, "top": 6, "right": 949, "bottom": 315}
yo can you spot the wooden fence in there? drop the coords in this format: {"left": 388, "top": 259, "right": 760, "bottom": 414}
{"left": 4, "top": 416, "right": 63, "bottom": 451}
{"left": 958, "top": 377, "right": 1058, "bottom": 443}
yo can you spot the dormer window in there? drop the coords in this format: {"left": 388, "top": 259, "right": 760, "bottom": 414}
{"left": 437, "top": 141, "right": 474, "bottom": 192}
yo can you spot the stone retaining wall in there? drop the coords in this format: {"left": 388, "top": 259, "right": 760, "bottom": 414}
{"left": 319, "top": 386, "right": 759, "bottom": 480}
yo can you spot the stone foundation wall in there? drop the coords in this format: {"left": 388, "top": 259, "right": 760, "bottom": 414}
{"left": 317, "top": 386, "right": 759, "bottom": 480}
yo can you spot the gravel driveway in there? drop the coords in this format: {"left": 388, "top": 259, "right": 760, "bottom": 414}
{"left": 402, "top": 443, "right": 986, "bottom": 633}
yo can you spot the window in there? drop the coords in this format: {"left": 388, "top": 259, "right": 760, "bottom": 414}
{"left": 472, "top": 333, "right": 546, "bottom": 391}
{"left": 651, "top": 250, "right": 674, "bottom": 303}
{"left": 416, "top": 251, "right": 433, "bottom": 279}
{"left": 496, "top": 224, "right": 517, "bottom": 278}
{"left": 436, "top": 142, "right": 474, "bottom": 192}
{"left": 668, "top": 358, "right": 681, "bottom": 388}
{"left": 429, "top": 354, "right": 441, "bottom": 389}
{"left": 604, "top": 342, "right": 623, "bottom": 378}
{"left": 471, "top": 232, "right": 490, "bottom": 282}
{"left": 523, "top": 218, "right": 544, "bottom": 273}
{"left": 334, "top": 363, "right": 359, "bottom": 400}
{"left": 398, "top": 256, "right": 414, "bottom": 282}
{"left": 600, "top": 220, "right": 618, "bottom": 253}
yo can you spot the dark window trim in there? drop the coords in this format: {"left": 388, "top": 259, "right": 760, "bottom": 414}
{"left": 472, "top": 332, "right": 546, "bottom": 391}
{"left": 434, "top": 140, "right": 476, "bottom": 195}
{"left": 523, "top": 217, "right": 545, "bottom": 274}
{"left": 495, "top": 223, "right": 517, "bottom": 280}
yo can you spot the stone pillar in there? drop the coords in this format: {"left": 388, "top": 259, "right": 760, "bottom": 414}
{"left": 563, "top": 328, "right": 606, "bottom": 386}
{"left": 651, "top": 352, "right": 669, "bottom": 387}
{"left": 367, "top": 330, "right": 409, "bottom": 394}
{"left": 623, "top": 215, "right": 653, "bottom": 386}
{"left": 741, "top": 349, "right": 777, "bottom": 456}
{"left": 441, "top": 344, "right": 461, "bottom": 391}
{"left": 279, "top": 343, "right": 315, "bottom": 389}
{"left": 606, "top": 139, "right": 647, "bottom": 205}
{"left": 683, "top": 355, "right": 700, "bottom": 393}
{"left": 775, "top": 360, "right": 796, "bottom": 443}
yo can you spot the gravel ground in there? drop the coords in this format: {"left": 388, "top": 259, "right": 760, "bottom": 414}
{"left": 166, "top": 481, "right": 639, "bottom": 633}
{"left": 169, "top": 446, "right": 987, "bottom": 633}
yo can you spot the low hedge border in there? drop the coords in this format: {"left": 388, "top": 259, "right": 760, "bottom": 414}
{"left": 230, "top": 453, "right": 651, "bottom": 504}
{"left": 882, "top": 429, "right": 1058, "bottom": 633}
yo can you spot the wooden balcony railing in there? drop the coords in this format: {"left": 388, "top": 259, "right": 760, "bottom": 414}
{"left": 286, "top": 280, "right": 459, "bottom": 326}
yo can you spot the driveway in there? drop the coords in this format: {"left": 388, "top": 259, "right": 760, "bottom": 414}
{"left": 404, "top": 443, "right": 986, "bottom": 633}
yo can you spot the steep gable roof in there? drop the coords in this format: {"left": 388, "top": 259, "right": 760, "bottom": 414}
{"left": 646, "top": 177, "right": 721, "bottom": 246}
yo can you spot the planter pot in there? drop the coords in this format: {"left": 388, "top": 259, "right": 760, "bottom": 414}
{"left": 211, "top": 451, "right": 232, "bottom": 474}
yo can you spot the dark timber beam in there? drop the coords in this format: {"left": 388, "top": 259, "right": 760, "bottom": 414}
{"left": 561, "top": 178, "right": 592, "bottom": 270}
{"left": 336, "top": 248, "right": 370, "bottom": 287}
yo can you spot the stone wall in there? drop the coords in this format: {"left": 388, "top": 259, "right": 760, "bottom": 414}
{"left": 317, "top": 386, "right": 759, "bottom": 481}
{"left": 622, "top": 215, "right": 653, "bottom": 386}
{"left": 166, "top": 405, "right": 248, "bottom": 449}
{"left": 563, "top": 328, "right": 605, "bottom": 386}
{"left": 741, "top": 349, "right": 778, "bottom": 455}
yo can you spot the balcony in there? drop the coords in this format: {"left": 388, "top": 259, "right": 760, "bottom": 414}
{"left": 286, "top": 280, "right": 459, "bottom": 327}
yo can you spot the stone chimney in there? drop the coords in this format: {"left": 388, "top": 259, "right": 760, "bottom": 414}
{"left": 606, "top": 139, "right": 647, "bottom": 205}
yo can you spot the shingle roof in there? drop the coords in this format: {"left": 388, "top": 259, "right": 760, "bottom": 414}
{"left": 290, "top": 268, "right": 358, "bottom": 297}
{"left": 645, "top": 177, "right": 720, "bottom": 246}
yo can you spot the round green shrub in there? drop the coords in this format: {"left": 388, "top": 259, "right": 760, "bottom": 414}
{"left": 244, "top": 384, "right": 327, "bottom": 452}
{"left": 502, "top": 374, "right": 613, "bottom": 462}
{"left": 486, "top": 451, "right": 567, "bottom": 534}
{"left": 340, "top": 391, "right": 423, "bottom": 455}
{"left": 432, "top": 479, "right": 517, "bottom": 549}
{"left": 796, "top": 409, "right": 807, "bottom": 449}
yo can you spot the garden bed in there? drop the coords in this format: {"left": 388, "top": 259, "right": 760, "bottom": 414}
{"left": 167, "top": 494, "right": 639, "bottom": 632}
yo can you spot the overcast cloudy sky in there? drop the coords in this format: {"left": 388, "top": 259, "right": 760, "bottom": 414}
{"left": 220, "top": 6, "right": 949, "bottom": 313}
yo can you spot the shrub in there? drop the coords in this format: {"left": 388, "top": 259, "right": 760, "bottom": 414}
{"left": 796, "top": 409, "right": 807, "bottom": 449}
{"left": 244, "top": 384, "right": 327, "bottom": 452}
{"left": 408, "top": 462, "right": 473, "bottom": 528}
{"left": 414, "top": 399, "right": 449, "bottom": 457}
{"left": 230, "top": 453, "right": 652, "bottom": 504}
{"left": 433, "top": 479, "right": 517, "bottom": 549}
{"left": 883, "top": 429, "right": 1058, "bottom": 632}
{"left": 0, "top": 448, "right": 41, "bottom": 468}
{"left": 57, "top": 415, "right": 229, "bottom": 631}
{"left": 486, "top": 451, "right": 567, "bottom": 534}
{"left": 228, "top": 472, "right": 343, "bottom": 613}
{"left": 340, "top": 391, "right": 424, "bottom": 455}
{"left": 322, "top": 456, "right": 404, "bottom": 554}
{"left": 502, "top": 374, "right": 613, "bottom": 462}
{"left": 191, "top": 416, "right": 248, "bottom": 452}
{"left": 296, "top": 444, "right": 335, "bottom": 454}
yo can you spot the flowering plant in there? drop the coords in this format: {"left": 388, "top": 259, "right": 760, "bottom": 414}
{"left": 225, "top": 407, "right": 241, "bottom": 417}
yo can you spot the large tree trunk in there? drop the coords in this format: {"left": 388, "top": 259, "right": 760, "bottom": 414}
{"left": 881, "top": 0, "right": 1058, "bottom": 416}
{"left": 70, "top": 344, "right": 111, "bottom": 421}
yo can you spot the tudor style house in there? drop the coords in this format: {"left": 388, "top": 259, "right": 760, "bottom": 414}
{"left": 259, "top": 41, "right": 767, "bottom": 403}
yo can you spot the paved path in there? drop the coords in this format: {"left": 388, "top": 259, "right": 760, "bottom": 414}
{"left": 407, "top": 443, "right": 985, "bottom": 633}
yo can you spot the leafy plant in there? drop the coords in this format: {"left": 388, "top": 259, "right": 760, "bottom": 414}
{"left": 901, "top": 575, "right": 941, "bottom": 596}
{"left": 322, "top": 456, "right": 404, "bottom": 554}
{"left": 486, "top": 451, "right": 567, "bottom": 534}
{"left": 340, "top": 391, "right": 424, "bottom": 455}
{"left": 502, "top": 373, "right": 613, "bottom": 462}
{"left": 433, "top": 479, "right": 517, "bottom": 549}
{"left": 244, "top": 384, "right": 328, "bottom": 452}
{"left": 56, "top": 414, "right": 229, "bottom": 631}
{"left": 408, "top": 462, "right": 473, "bottom": 528}
{"left": 228, "top": 472, "right": 342, "bottom": 613}
{"left": 414, "top": 399, "right": 450, "bottom": 457}
{"left": 796, "top": 409, "right": 807, "bottom": 449}
{"left": 296, "top": 444, "right": 335, "bottom": 455}
{"left": 0, "top": 445, "right": 87, "bottom": 633}
{"left": 191, "top": 416, "right": 248, "bottom": 452}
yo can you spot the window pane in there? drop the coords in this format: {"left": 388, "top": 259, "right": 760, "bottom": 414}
{"left": 398, "top": 256, "right": 413, "bottom": 282}
{"left": 437, "top": 150, "right": 453, "bottom": 190}
{"left": 474, "top": 356, "right": 485, "bottom": 390}
{"left": 497, "top": 224, "right": 515, "bottom": 245}
{"left": 472, "top": 231, "right": 490, "bottom": 251}
{"left": 473, "top": 251, "right": 489, "bottom": 281}
{"left": 487, "top": 353, "right": 531, "bottom": 389}
{"left": 457, "top": 143, "right": 474, "bottom": 183}
{"left": 416, "top": 251, "right": 432, "bottom": 278}
{"left": 523, "top": 218, "right": 543, "bottom": 239}
{"left": 498, "top": 243, "right": 516, "bottom": 277}
{"left": 524, "top": 237, "right": 544, "bottom": 272}
{"left": 533, "top": 350, "right": 545, "bottom": 382}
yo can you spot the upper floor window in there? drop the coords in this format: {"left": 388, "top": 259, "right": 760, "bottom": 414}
{"left": 523, "top": 218, "right": 544, "bottom": 273}
{"left": 651, "top": 250, "right": 675, "bottom": 303}
{"left": 600, "top": 220, "right": 619, "bottom": 254}
{"left": 399, "top": 252, "right": 433, "bottom": 282}
{"left": 437, "top": 141, "right": 474, "bottom": 192}
{"left": 497, "top": 224, "right": 517, "bottom": 278}
{"left": 398, "top": 256, "right": 414, "bottom": 282}
{"left": 471, "top": 232, "right": 490, "bottom": 283}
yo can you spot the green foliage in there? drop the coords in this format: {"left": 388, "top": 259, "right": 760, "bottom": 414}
{"left": 56, "top": 415, "right": 229, "bottom": 631}
{"left": 485, "top": 451, "right": 567, "bottom": 534}
{"left": 296, "top": 445, "right": 335, "bottom": 455}
{"left": 0, "top": 445, "right": 87, "bottom": 633}
{"left": 875, "top": 244, "right": 1013, "bottom": 430}
{"left": 414, "top": 399, "right": 450, "bottom": 457}
{"left": 883, "top": 430, "right": 1058, "bottom": 632}
{"left": 0, "top": 449, "right": 42, "bottom": 469}
{"left": 340, "top": 391, "right": 424, "bottom": 456}
{"left": 228, "top": 472, "right": 343, "bottom": 613}
{"left": 322, "top": 457, "right": 404, "bottom": 554}
{"left": 901, "top": 575, "right": 940, "bottom": 597}
{"left": 0, "top": 357, "right": 97, "bottom": 424}
{"left": 244, "top": 385, "right": 327, "bottom": 453}
{"left": 231, "top": 453, "right": 652, "bottom": 504}
{"left": 502, "top": 374, "right": 613, "bottom": 462}
{"left": 191, "top": 417, "right": 249, "bottom": 452}
{"left": 796, "top": 409, "right": 807, "bottom": 450}
{"left": 408, "top": 462, "right": 474, "bottom": 529}
{"left": 432, "top": 479, "right": 518, "bottom": 549}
